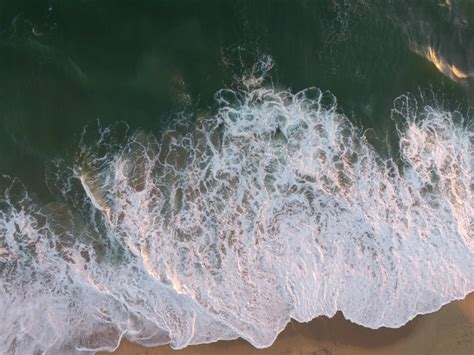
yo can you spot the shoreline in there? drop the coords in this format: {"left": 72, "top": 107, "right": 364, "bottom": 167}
{"left": 102, "top": 292, "right": 474, "bottom": 355}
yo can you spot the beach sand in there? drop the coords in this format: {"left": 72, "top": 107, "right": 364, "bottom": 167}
{"left": 103, "top": 292, "right": 474, "bottom": 355}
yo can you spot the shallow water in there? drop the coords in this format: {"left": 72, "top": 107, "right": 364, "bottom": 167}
{"left": 0, "top": 1, "right": 473, "bottom": 354}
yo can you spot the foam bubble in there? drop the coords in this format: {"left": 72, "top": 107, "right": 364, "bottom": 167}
{"left": 0, "top": 61, "right": 473, "bottom": 353}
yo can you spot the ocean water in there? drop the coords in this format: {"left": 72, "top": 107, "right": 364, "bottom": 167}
{"left": 0, "top": 1, "right": 473, "bottom": 354}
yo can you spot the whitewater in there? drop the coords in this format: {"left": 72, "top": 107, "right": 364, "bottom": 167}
{"left": 0, "top": 59, "right": 473, "bottom": 354}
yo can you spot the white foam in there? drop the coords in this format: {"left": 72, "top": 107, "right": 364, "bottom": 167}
{"left": 0, "top": 62, "right": 473, "bottom": 353}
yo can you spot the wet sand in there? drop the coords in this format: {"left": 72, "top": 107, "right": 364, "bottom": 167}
{"left": 104, "top": 292, "right": 474, "bottom": 355}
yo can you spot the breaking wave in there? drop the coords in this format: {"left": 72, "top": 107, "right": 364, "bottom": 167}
{"left": 1, "top": 60, "right": 473, "bottom": 354}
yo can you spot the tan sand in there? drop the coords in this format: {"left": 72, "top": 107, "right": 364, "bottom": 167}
{"left": 102, "top": 292, "right": 474, "bottom": 355}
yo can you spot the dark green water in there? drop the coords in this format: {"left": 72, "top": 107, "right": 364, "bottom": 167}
{"left": 0, "top": 0, "right": 471, "bottom": 194}
{"left": 1, "top": 1, "right": 473, "bottom": 354}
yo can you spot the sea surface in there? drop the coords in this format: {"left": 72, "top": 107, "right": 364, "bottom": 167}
{"left": 0, "top": 1, "right": 473, "bottom": 354}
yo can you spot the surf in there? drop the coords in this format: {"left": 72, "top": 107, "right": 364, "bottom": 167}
{"left": 0, "top": 59, "right": 473, "bottom": 354}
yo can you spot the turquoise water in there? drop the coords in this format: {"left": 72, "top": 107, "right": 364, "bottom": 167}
{"left": 0, "top": 1, "right": 473, "bottom": 354}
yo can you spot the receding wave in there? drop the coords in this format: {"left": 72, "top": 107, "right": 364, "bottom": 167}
{"left": 1, "top": 60, "right": 473, "bottom": 354}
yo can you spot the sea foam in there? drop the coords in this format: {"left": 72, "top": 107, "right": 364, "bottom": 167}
{"left": 0, "top": 60, "right": 473, "bottom": 353}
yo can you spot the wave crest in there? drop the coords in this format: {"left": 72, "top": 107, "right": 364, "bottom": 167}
{"left": 1, "top": 70, "right": 473, "bottom": 353}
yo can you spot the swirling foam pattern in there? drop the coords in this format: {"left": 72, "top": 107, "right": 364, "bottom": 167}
{"left": 1, "top": 63, "right": 473, "bottom": 354}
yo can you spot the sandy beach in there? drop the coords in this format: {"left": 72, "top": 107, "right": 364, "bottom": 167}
{"left": 103, "top": 292, "right": 474, "bottom": 355}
